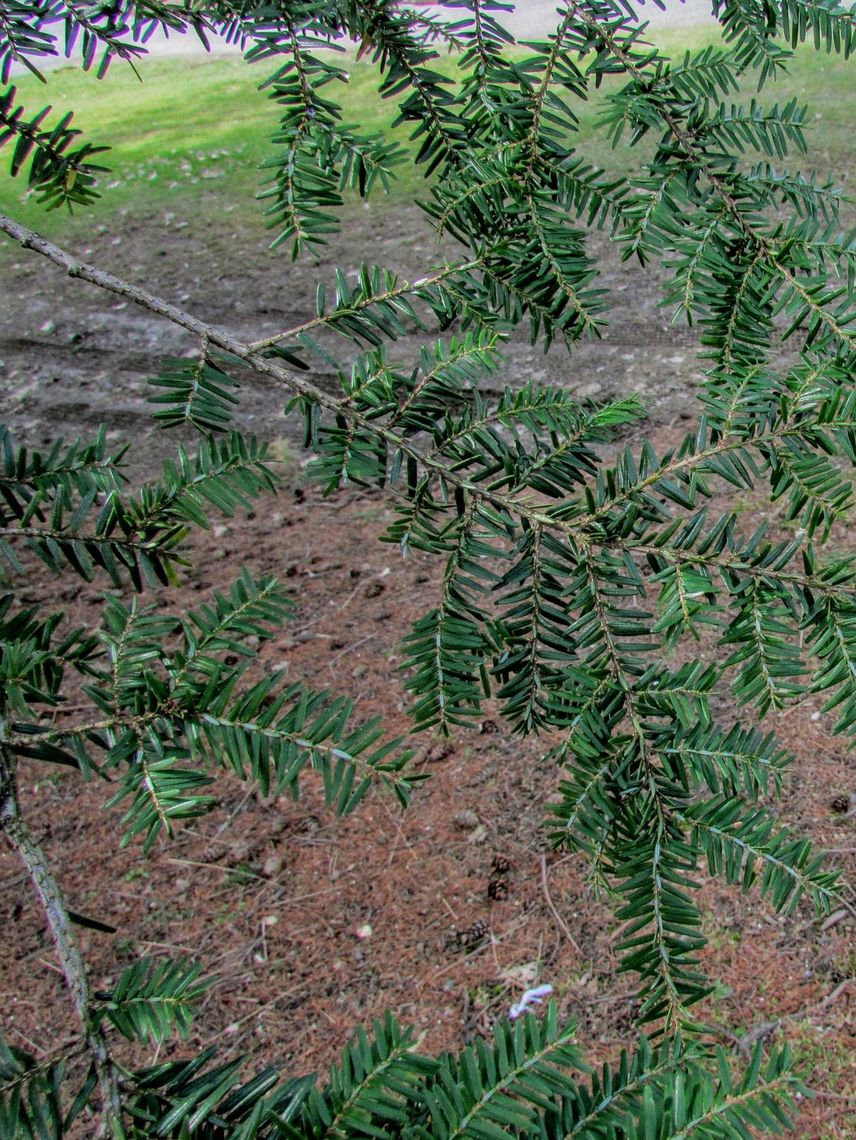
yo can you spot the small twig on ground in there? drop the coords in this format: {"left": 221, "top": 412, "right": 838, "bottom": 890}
{"left": 720, "top": 977, "right": 856, "bottom": 1059}
{"left": 137, "top": 939, "right": 201, "bottom": 955}
{"left": 440, "top": 895, "right": 459, "bottom": 922}
{"left": 167, "top": 855, "right": 268, "bottom": 883}
{"left": 326, "top": 634, "right": 377, "bottom": 672}
{"left": 812, "top": 977, "right": 855, "bottom": 1012}
{"left": 376, "top": 796, "right": 420, "bottom": 869}
{"left": 820, "top": 907, "right": 851, "bottom": 931}
{"left": 7, "top": 1024, "right": 45, "bottom": 1055}
{"left": 539, "top": 853, "right": 581, "bottom": 954}
{"left": 37, "top": 956, "right": 65, "bottom": 976}
{"left": 829, "top": 893, "right": 856, "bottom": 923}
{"left": 214, "top": 787, "right": 256, "bottom": 836}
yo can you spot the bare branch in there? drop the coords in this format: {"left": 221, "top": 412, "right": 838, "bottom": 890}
{"left": 0, "top": 734, "right": 122, "bottom": 1135}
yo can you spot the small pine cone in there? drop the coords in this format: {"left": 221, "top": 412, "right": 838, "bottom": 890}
{"left": 830, "top": 794, "right": 851, "bottom": 814}
{"left": 491, "top": 854, "right": 512, "bottom": 875}
{"left": 450, "top": 919, "right": 489, "bottom": 949}
{"left": 487, "top": 876, "right": 509, "bottom": 902}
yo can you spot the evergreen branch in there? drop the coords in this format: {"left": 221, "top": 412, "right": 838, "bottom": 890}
{"left": 0, "top": 520, "right": 185, "bottom": 588}
{"left": 561, "top": 1035, "right": 696, "bottom": 1137}
{"left": 132, "top": 432, "right": 279, "bottom": 532}
{"left": 804, "top": 590, "right": 856, "bottom": 734}
{"left": 304, "top": 1012, "right": 435, "bottom": 1138}
{"left": 193, "top": 678, "right": 419, "bottom": 810}
{"left": 171, "top": 568, "right": 293, "bottom": 691}
{"left": 0, "top": 82, "right": 110, "bottom": 208}
{"left": 107, "top": 737, "right": 217, "bottom": 853}
{"left": 430, "top": 167, "right": 516, "bottom": 238}
{"left": 678, "top": 798, "right": 840, "bottom": 914}
{"left": 389, "top": 329, "right": 502, "bottom": 431}
{"left": 629, "top": 535, "right": 855, "bottom": 607}
{"left": 549, "top": 752, "right": 617, "bottom": 854}
{"left": 0, "top": 430, "right": 278, "bottom": 588}
{"left": 2, "top": 222, "right": 852, "bottom": 649}
{"left": 0, "top": 1, "right": 57, "bottom": 82}
{"left": 765, "top": 435, "right": 853, "bottom": 539}
{"left": 101, "top": 595, "right": 178, "bottom": 710}
{"left": 0, "top": 595, "right": 102, "bottom": 713}
{"left": 581, "top": 7, "right": 856, "bottom": 354}
{"left": 706, "top": 246, "right": 769, "bottom": 370}
{"left": 424, "top": 1004, "right": 587, "bottom": 1140}
{"left": 248, "top": 257, "right": 484, "bottom": 352}
{"left": 256, "top": 11, "right": 407, "bottom": 255}
{"left": 524, "top": 7, "right": 584, "bottom": 171}
{"left": 8, "top": 711, "right": 160, "bottom": 752}
{"left": 0, "top": 216, "right": 623, "bottom": 543}
{"left": 659, "top": 722, "right": 792, "bottom": 799}
{"left": 614, "top": 823, "right": 709, "bottom": 1029}
{"left": 669, "top": 1061, "right": 798, "bottom": 1140}
{"left": 495, "top": 522, "right": 549, "bottom": 732}
{"left": 742, "top": 164, "right": 848, "bottom": 222}
{"left": 670, "top": 204, "right": 731, "bottom": 318}
{"left": 366, "top": 3, "right": 464, "bottom": 173}
{"left": 715, "top": 0, "right": 856, "bottom": 74}
{"left": 0, "top": 423, "right": 127, "bottom": 496}
{"left": 722, "top": 582, "right": 807, "bottom": 713}
{"left": 4, "top": 6, "right": 849, "bottom": 1133}
{"left": 4, "top": 0, "right": 202, "bottom": 80}
{"left": 125, "top": 1046, "right": 289, "bottom": 1135}
{"left": 147, "top": 354, "right": 240, "bottom": 434}
{"left": 575, "top": 392, "right": 853, "bottom": 535}
{"left": 0, "top": 1032, "right": 89, "bottom": 1104}
{"left": 523, "top": 187, "right": 605, "bottom": 341}
{"left": 96, "top": 958, "right": 209, "bottom": 1045}
{"left": 403, "top": 497, "right": 495, "bottom": 731}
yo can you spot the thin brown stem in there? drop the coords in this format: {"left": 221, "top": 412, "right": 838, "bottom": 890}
{"left": 0, "top": 736, "right": 122, "bottom": 1136}
{"left": 539, "top": 852, "right": 581, "bottom": 953}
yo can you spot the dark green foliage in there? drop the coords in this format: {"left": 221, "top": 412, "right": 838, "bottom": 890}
{"left": 0, "top": 426, "right": 280, "bottom": 587}
{"left": 148, "top": 356, "right": 242, "bottom": 434}
{"left": 96, "top": 958, "right": 211, "bottom": 1045}
{"left": 0, "top": 1033, "right": 95, "bottom": 1139}
{"left": 0, "top": 1009, "right": 807, "bottom": 1139}
{"left": 2, "top": 1, "right": 855, "bottom": 1137}
{"left": 3, "top": 532, "right": 419, "bottom": 848}
{"left": 0, "top": 84, "right": 110, "bottom": 209}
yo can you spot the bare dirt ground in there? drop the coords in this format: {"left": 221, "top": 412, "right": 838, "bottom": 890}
{"left": 1, "top": 197, "right": 707, "bottom": 466}
{"left": 1, "top": 197, "right": 855, "bottom": 1136}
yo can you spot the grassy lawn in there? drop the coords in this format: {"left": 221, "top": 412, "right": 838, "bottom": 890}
{"left": 0, "top": 23, "right": 853, "bottom": 243}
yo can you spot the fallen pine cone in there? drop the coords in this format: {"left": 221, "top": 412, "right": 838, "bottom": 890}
{"left": 446, "top": 919, "right": 489, "bottom": 950}
{"left": 487, "top": 876, "right": 509, "bottom": 902}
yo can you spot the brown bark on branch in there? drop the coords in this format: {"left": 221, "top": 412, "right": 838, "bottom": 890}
{"left": 0, "top": 737, "right": 122, "bottom": 1136}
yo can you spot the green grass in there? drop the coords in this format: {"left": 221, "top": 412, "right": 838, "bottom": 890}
{"left": 0, "top": 26, "right": 853, "bottom": 245}
{"left": 0, "top": 46, "right": 426, "bottom": 241}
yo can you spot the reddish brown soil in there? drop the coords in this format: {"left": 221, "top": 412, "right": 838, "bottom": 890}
{"left": 1, "top": 202, "right": 854, "bottom": 1136}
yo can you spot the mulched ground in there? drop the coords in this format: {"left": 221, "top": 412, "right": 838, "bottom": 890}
{"left": 2, "top": 413, "right": 855, "bottom": 1136}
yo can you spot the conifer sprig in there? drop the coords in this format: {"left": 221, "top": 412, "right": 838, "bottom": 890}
{"left": 2, "top": 1, "right": 854, "bottom": 1134}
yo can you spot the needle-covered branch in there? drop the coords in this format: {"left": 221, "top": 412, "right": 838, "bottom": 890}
{"left": 2, "top": 2, "right": 855, "bottom": 1134}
